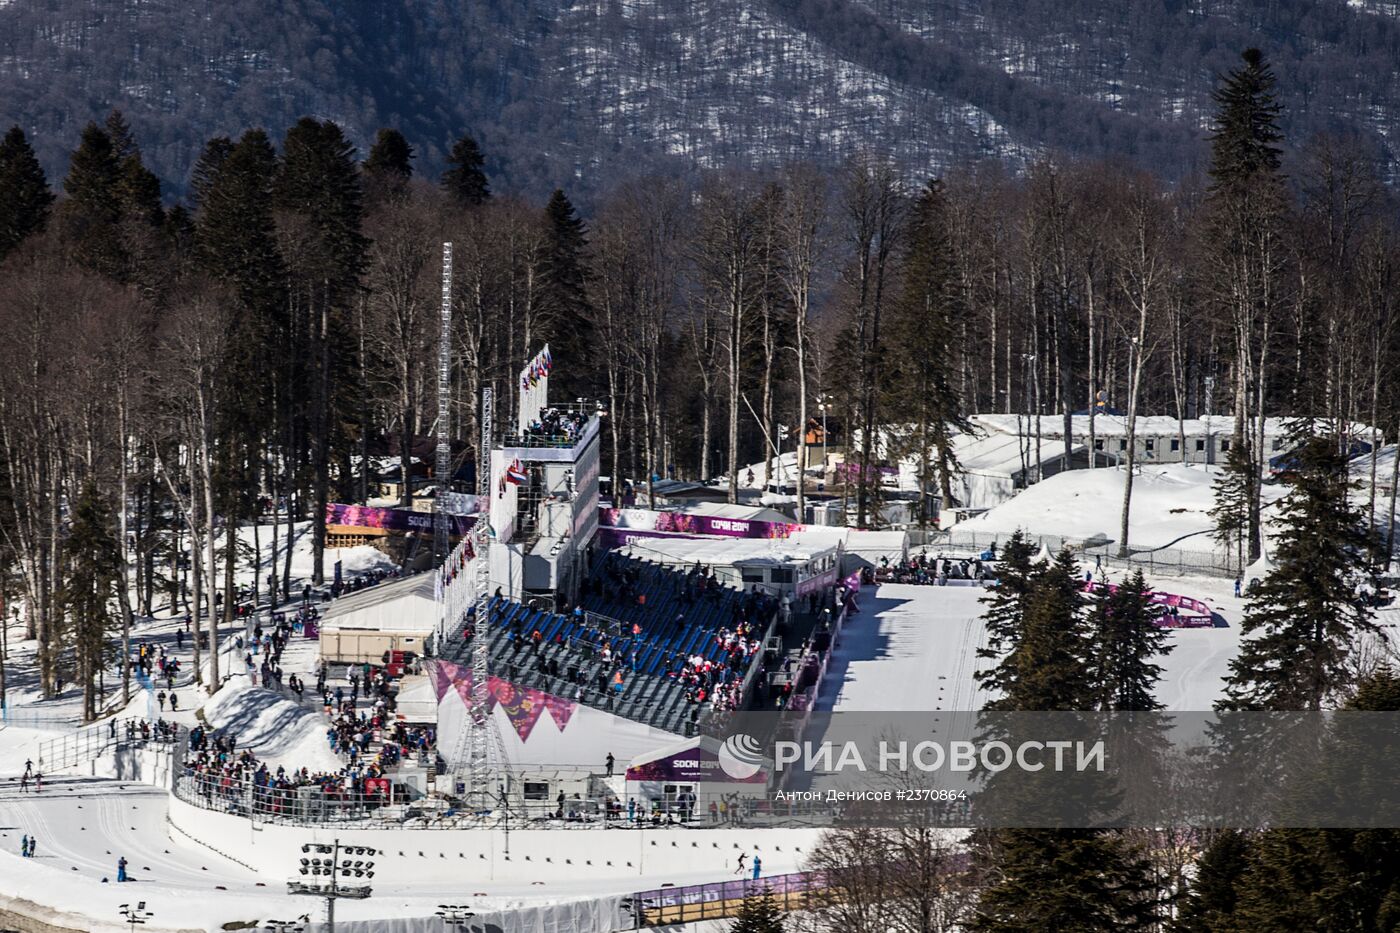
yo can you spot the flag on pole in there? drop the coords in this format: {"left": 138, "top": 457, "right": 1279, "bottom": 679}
{"left": 505, "top": 458, "right": 528, "bottom": 485}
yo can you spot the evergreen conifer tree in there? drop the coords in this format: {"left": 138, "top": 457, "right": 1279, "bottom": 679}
{"left": 364, "top": 128, "right": 414, "bottom": 202}
{"left": 1204, "top": 48, "right": 1286, "bottom": 563}
{"left": 1088, "top": 569, "right": 1170, "bottom": 711}
{"left": 972, "top": 829, "right": 1161, "bottom": 932}
{"left": 61, "top": 482, "right": 120, "bottom": 721}
{"left": 274, "top": 117, "right": 367, "bottom": 584}
{"left": 1173, "top": 830, "right": 1253, "bottom": 932}
{"left": 1221, "top": 432, "right": 1377, "bottom": 710}
{"left": 887, "top": 178, "right": 972, "bottom": 525}
{"left": 730, "top": 886, "right": 785, "bottom": 933}
{"left": 1209, "top": 442, "right": 1253, "bottom": 573}
{"left": 197, "top": 129, "right": 283, "bottom": 313}
{"left": 976, "top": 530, "right": 1037, "bottom": 698}
{"left": 974, "top": 549, "right": 1161, "bottom": 929}
{"left": 986, "top": 547, "right": 1092, "bottom": 712}
{"left": 539, "top": 188, "right": 594, "bottom": 390}
{"left": 190, "top": 136, "right": 235, "bottom": 211}
{"left": 1208, "top": 49, "right": 1283, "bottom": 187}
{"left": 1218, "top": 667, "right": 1400, "bottom": 930}
{"left": 195, "top": 128, "right": 286, "bottom": 591}
{"left": 0, "top": 125, "right": 55, "bottom": 261}
{"left": 60, "top": 122, "right": 125, "bottom": 277}
{"left": 442, "top": 133, "right": 490, "bottom": 207}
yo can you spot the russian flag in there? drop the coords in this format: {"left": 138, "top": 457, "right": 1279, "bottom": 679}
{"left": 505, "top": 458, "right": 528, "bottom": 485}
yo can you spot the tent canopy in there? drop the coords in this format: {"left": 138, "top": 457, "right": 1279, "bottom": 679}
{"left": 321, "top": 572, "right": 437, "bottom": 634}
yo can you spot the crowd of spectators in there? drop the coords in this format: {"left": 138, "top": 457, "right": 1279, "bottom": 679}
{"left": 877, "top": 550, "right": 995, "bottom": 585}
{"left": 522, "top": 407, "right": 589, "bottom": 446}
{"left": 329, "top": 568, "right": 398, "bottom": 599}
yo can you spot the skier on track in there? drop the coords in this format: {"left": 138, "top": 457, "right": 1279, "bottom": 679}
{"left": 735, "top": 852, "right": 748, "bottom": 875}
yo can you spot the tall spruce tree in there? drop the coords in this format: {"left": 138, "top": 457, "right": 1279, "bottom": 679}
{"left": 1204, "top": 48, "right": 1286, "bottom": 563}
{"left": 442, "top": 133, "right": 490, "bottom": 207}
{"left": 1173, "top": 830, "right": 1253, "bottom": 932}
{"left": 193, "top": 127, "right": 287, "bottom": 680}
{"left": 61, "top": 482, "right": 120, "bottom": 721}
{"left": 60, "top": 122, "right": 125, "bottom": 277}
{"left": 1088, "top": 569, "right": 1170, "bottom": 711}
{"left": 730, "top": 887, "right": 786, "bottom": 933}
{"left": 976, "top": 530, "right": 1037, "bottom": 698}
{"left": 539, "top": 188, "right": 593, "bottom": 392}
{"left": 190, "top": 136, "right": 235, "bottom": 211}
{"left": 887, "top": 178, "right": 972, "bottom": 525}
{"left": 0, "top": 126, "right": 54, "bottom": 261}
{"left": 985, "top": 548, "right": 1092, "bottom": 712}
{"left": 974, "top": 549, "right": 1161, "bottom": 930}
{"left": 1219, "top": 669, "right": 1400, "bottom": 931}
{"left": 972, "top": 829, "right": 1161, "bottom": 932}
{"left": 364, "top": 128, "right": 414, "bottom": 202}
{"left": 275, "top": 117, "right": 367, "bottom": 583}
{"left": 1210, "top": 442, "right": 1253, "bottom": 574}
{"left": 1220, "top": 432, "right": 1377, "bottom": 710}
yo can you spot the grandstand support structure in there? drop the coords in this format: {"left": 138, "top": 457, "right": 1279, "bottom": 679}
{"left": 442, "top": 385, "right": 504, "bottom": 811}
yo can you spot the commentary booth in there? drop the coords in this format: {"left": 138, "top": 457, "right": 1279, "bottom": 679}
{"left": 624, "top": 735, "right": 769, "bottom": 820}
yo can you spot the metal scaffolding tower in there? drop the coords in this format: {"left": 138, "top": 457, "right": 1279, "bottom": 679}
{"left": 434, "top": 242, "right": 453, "bottom": 565}
{"left": 463, "top": 386, "right": 498, "bottom": 806}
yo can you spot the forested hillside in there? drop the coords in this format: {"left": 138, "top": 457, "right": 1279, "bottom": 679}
{"left": 2, "top": 0, "right": 1399, "bottom": 197}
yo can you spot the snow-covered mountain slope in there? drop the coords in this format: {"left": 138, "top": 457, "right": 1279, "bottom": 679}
{"left": 1, "top": 0, "right": 1397, "bottom": 197}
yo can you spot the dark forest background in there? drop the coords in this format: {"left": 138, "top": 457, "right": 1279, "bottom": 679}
{"left": 4, "top": 0, "right": 1400, "bottom": 199}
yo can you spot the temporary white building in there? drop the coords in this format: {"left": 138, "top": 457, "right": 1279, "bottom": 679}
{"left": 617, "top": 531, "right": 842, "bottom": 598}
{"left": 319, "top": 573, "right": 438, "bottom": 663}
{"left": 679, "top": 501, "right": 797, "bottom": 525}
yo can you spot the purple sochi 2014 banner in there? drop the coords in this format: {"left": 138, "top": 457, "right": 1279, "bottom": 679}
{"left": 325, "top": 503, "right": 475, "bottom": 537}
{"left": 625, "top": 746, "right": 767, "bottom": 785}
{"left": 598, "top": 507, "right": 801, "bottom": 540}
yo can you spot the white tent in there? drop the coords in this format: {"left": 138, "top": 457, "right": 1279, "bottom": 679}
{"left": 319, "top": 573, "right": 437, "bottom": 663}
{"left": 842, "top": 529, "right": 910, "bottom": 571}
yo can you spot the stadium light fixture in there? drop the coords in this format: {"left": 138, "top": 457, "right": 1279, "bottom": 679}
{"left": 118, "top": 901, "right": 153, "bottom": 933}
{"left": 287, "top": 839, "right": 377, "bottom": 933}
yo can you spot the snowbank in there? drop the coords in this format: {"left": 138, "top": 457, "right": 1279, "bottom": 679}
{"left": 957, "top": 464, "right": 1245, "bottom": 550}
{"left": 199, "top": 677, "right": 342, "bottom": 772}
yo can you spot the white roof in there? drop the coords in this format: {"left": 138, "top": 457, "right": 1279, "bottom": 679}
{"left": 320, "top": 573, "right": 437, "bottom": 633}
{"left": 620, "top": 531, "right": 837, "bottom": 568}
{"left": 680, "top": 502, "right": 795, "bottom": 524}
{"left": 950, "top": 431, "right": 1094, "bottom": 478}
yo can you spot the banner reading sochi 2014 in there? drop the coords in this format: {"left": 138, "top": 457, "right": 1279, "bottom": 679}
{"left": 326, "top": 503, "right": 474, "bottom": 537}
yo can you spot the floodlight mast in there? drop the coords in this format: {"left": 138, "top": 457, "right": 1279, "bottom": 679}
{"left": 287, "top": 839, "right": 377, "bottom": 933}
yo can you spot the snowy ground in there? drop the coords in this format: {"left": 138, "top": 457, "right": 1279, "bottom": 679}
{"left": 817, "top": 584, "right": 993, "bottom": 712}
{"left": 0, "top": 760, "right": 815, "bottom": 932}
{"left": 816, "top": 579, "right": 1255, "bottom": 713}
{"left": 954, "top": 463, "right": 1283, "bottom": 550}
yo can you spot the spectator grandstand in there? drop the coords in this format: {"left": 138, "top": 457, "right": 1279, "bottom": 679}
{"left": 448, "top": 553, "right": 779, "bottom": 736}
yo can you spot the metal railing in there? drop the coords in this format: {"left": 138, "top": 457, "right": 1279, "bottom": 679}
{"left": 37, "top": 718, "right": 181, "bottom": 771}
{"left": 172, "top": 770, "right": 840, "bottom": 830}
{"left": 630, "top": 870, "right": 821, "bottom": 928}
{"left": 924, "top": 529, "right": 1241, "bottom": 579}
